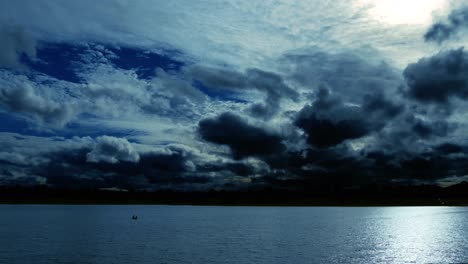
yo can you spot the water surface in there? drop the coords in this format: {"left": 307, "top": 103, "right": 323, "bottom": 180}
{"left": 1, "top": 205, "right": 467, "bottom": 263}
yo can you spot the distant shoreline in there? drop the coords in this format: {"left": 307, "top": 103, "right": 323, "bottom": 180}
{"left": 2, "top": 196, "right": 468, "bottom": 206}
{"left": 3, "top": 182, "right": 468, "bottom": 206}
{"left": 2, "top": 203, "right": 468, "bottom": 206}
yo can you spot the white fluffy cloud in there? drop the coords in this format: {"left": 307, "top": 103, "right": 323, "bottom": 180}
{"left": 0, "top": 72, "right": 75, "bottom": 127}
{"left": 87, "top": 136, "right": 140, "bottom": 164}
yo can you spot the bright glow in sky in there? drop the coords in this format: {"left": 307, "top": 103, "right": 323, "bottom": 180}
{"left": 364, "top": 0, "right": 447, "bottom": 25}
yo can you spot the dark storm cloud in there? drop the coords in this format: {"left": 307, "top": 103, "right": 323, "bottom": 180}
{"left": 255, "top": 146, "right": 385, "bottom": 189}
{"left": 39, "top": 146, "right": 263, "bottom": 190}
{"left": 281, "top": 50, "right": 402, "bottom": 104}
{"left": 275, "top": 49, "right": 406, "bottom": 151}
{"left": 395, "top": 150, "right": 468, "bottom": 181}
{"left": 403, "top": 48, "right": 468, "bottom": 105}
{"left": 295, "top": 87, "right": 402, "bottom": 148}
{"left": 435, "top": 143, "right": 466, "bottom": 155}
{"left": 260, "top": 140, "right": 468, "bottom": 189}
{"left": 296, "top": 107, "right": 369, "bottom": 148}
{"left": 361, "top": 92, "right": 404, "bottom": 117}
{"left": 0, "top": 27, "right": 36, "bottom": 68}
{"left": 410, "top": 117, "right": 454, "bottom": 139}
{"left": 31, "top": 142, "right": 212, "bottom": 190}
{"left": 188, "top": 65, "right": 299, "bottom": 119}
{"left": 125, "top": 150, "right": 203, "bottom": 186}
{"left": 358, "top": 106, "right": 459, "bottom": 158}
{"left": 196, "top": 159, "right": 269, "bottom": 185}
{"left": 425, "top": 6, "right": 468, "bottom": 43}
{"left": 198, "top": 112, "right": 286, "bottom": 159}
{"left": 0, "top": 134, "right": 217, "bottom": 190}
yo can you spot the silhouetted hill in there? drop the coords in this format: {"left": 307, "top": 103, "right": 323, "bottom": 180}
{"left": 444, "top": 181, "right": 468, "bottom": 195}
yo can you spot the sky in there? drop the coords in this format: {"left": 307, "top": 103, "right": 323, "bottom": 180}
{"left": 1, "top": 0, "right": 468, "bottom": 191}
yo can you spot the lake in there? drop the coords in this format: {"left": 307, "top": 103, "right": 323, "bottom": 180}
{"left": 1, "top": 205, "right": 467, "bottom": 263}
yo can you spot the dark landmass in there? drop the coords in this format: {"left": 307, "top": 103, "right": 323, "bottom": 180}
{"left": 2, "top": 182, "right": 468, "bottom": 206}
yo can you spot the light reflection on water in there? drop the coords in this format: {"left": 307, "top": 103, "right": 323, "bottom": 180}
{"left": 366, "top": 207, "right": 467, "bottom": 263}
{"left": 0, "top": 205, "right": 467, "bottom": 263}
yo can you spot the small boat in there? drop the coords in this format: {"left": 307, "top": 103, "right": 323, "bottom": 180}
{"left": 132, "top": 215, "right": 138, "bottom": 220}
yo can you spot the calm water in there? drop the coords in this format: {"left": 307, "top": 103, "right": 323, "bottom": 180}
{"left": 1, "top": 205, "right": 468, "bottom": 263}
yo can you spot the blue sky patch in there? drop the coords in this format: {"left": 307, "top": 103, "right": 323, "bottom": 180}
{"left": 23, "top": 43, "right": 85, "bottom": 83}
{"left": 107, "top": 46, "right": 184, "bottom": 79}
{"left": 22, "top": 42, "right": 185, "bottom": 82}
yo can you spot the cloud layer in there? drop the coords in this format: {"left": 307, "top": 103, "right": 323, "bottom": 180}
{"left": 1, "top": 1, "right": 468, "bottom": 191}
